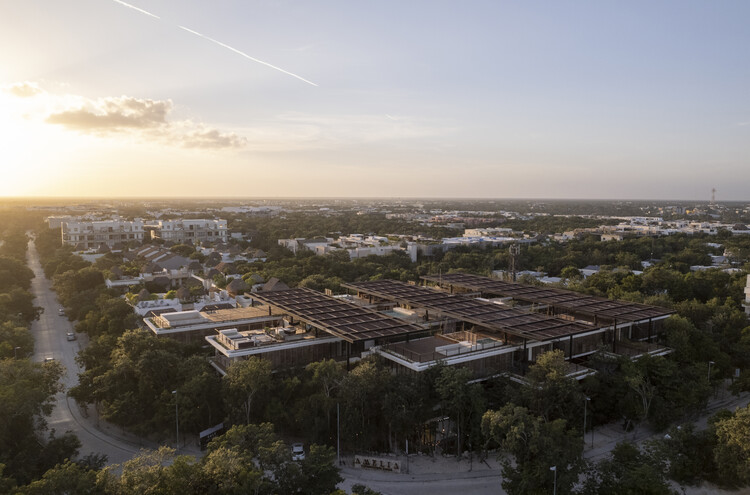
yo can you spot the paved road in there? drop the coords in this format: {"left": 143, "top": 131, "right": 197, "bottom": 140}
{"left": 27, "top": 239, "right": 143, "bottom": 465}
{"left": 338, "top": 474, "right": 504, "bottom": 495}
{"left": 338, "top": 454, "right": 506, "bottom": 495}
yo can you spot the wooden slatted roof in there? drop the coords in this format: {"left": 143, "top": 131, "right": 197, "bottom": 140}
{"left": 343, "top": 280, "right": 599, "bottom": 341}
{"left": 421, "top": 273, "right": 674, "bottom": 322}
{"left": 250, "top": 288, "right": 427, "bottom": 343}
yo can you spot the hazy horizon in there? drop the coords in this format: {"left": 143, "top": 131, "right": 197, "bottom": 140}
{"left": 2, "top": 1, "right": 749, "bottom": 200}
{"left": 1, "top": 195, "right": 744, "bottom": 204}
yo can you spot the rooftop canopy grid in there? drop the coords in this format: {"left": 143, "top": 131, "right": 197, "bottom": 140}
{"left": 421, "top": 273, "right": 674, "bottom": 322}
{"left": 250, "top": 288, "right": 427, "bottom": 343}
{"left": 343, "top": 280, "right": 599, "bottom": 342}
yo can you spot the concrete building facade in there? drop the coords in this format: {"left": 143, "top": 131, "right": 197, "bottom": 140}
{"left": 61, "top": 219, "right": 145, "bottom": 249}
{"left": 153, "top": 219, "right": 228, "bottom": 244}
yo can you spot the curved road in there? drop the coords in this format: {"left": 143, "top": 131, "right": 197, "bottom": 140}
{"left": 27, "top": 238, "right": 144, "bottom": 465}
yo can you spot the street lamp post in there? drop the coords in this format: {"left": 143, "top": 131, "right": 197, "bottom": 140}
{"left": 550, "top": 465, "right": 557, "bottom": 495}
{"left": 14, "top": 346, "right": 20, "bottom": 359}
{"left": 172, "top": 390, "right": 179, "bottom": 448}
{"left": 708, "top": 360, "right": 715, "bottom": 381}
{"left": 583, "top": 397, "right": 590, "bottom": 448}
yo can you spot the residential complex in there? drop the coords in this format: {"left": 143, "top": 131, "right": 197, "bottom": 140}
{"left": 152, "top": 219, "right": 228, "bottom": 244}
{"left": 55, "top": 217, "right": 227, "bottom": 249}
{"left": 279, "top": 235, "right": 419, "bottom": 262}
{"left": 61, "top": 219, "right": 145, "bottom": 250}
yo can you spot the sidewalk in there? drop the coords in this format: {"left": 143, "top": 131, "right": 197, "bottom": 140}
{"left": 585, "top": 383, "right": 750, "bottom": 461}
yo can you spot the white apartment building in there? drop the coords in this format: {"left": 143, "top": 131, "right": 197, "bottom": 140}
{"left": 61, "top": 219, "right": 145, "bottom": 249}
{"left": 463, "top": 227, "right": 513, "bottom": 237}
{"left": 47, "top": 216, "right": 77, "bottom": 230}
{"left": 153, "top": 219, "right": 228, "bottom": 244}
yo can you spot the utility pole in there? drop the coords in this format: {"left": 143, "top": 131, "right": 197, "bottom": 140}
{"left": 337, "top": 402, "right": 341, "bottom": 465}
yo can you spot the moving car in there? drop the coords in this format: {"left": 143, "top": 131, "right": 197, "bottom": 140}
{"left": 291, "top": 443, "right": 305, "bottom": 461}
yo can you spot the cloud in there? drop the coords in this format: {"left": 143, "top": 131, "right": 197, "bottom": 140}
{"left": 46, "top": 96, "right": 170, "bottom": 130}
{"left": 3, "top": 81, "right": 43, "bottom": 98}
{"left": 41, "top": 92, "right": 245, "bottom": 150}
{"left": 178, "top": 126, "right": 247, "bottom": 149}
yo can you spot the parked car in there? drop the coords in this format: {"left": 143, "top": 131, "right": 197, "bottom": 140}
{"left": 44, "top": 356, "right": 55, "bottom": 363}
{"left": 291, "top": 443, "right": 305, "bottom": 461}
{"left": 66, "top": 332, "right": 76, "bottom": 341}
{"left": 58, "top": 308, "right": 65, "bottom": 316}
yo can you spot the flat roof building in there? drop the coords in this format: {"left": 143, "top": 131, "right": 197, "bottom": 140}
{"left": 61, "top": 219, "right": 145, "bottom": 250}
{"left": 343, "top": 278, "right": 673, "bottom": 380}
{"left": 153, "top": 219, "right": 228, "bottom": 244}
{"left": 143, "top": 305, "right": 283, "bottom": 344}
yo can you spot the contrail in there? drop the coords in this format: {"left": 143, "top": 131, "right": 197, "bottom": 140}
{"left": 112, "top": 0, "right": 160, "bottom": 19}
{"left": 178, "top": 26, "right": 318, "bottom": 87}
{"left": 109, "top": 0, "right": 317, "bottom": 86}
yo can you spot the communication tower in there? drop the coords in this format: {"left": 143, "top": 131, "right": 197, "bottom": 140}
{"left": 509, "top": 243, "right": 520, "bottom": 282}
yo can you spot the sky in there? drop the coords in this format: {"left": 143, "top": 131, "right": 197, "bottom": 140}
{"left": 0, "top": 1, "right": 749, "bottom": 200}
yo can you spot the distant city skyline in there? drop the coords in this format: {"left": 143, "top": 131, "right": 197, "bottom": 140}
{"left": 1, "top": 1, "right": 749, "bottom": 200}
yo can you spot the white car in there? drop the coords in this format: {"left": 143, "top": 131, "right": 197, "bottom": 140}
{"left": 66, "top": 332, "right": 76, "bottom": 341}
{"left": 291, "top": 443, "right": 305, "bottom": 461}
{"left": 58, "top": 308, "right": 65, "bottom": 316}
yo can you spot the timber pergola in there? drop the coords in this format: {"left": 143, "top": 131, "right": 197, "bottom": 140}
{"left": 343, "top": 280, "right": 601, "bottom": 342}
{"left": 249, "top": 288, "right": 427, "bottom": 344}
{"left": 421, "top": 273, "right": 674, "bottom": 325}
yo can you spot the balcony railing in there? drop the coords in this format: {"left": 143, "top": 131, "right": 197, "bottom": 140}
{"left": 378, "top": 333, "right": 509, "bottom": 364}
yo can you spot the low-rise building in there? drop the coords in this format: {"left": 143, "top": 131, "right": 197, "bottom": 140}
{"left": 344, "top": 276, "right": 674, "bottom": 381}
{"left": 152, "top": 219, "right": 228, "bottom": 244}
{"left": 206, "top": 326, "right": 342, "bottom": 375}
{"left": 143, "top": 305, "right": 283, "bottom": 343}
{"left": 61, "top": 219, "right": 145, "bottom": 249}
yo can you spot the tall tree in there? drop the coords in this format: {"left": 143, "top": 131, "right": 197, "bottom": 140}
{"left": 224, "top": 357, "right": 272, "bottom": 425}
{"left": 519, "top": 349, "right": 585, "bottom": 425}
{"left": 482, "top": 404, "right": 583, "bottom": 495}
{"left": 435, "top": 366, "right": 485, "bottom": 456}
{"left": 713, "top": 405, "right": 750, "bottom": 487}
{"left": 579, "top": 442, "right": 676, "bottom": 495}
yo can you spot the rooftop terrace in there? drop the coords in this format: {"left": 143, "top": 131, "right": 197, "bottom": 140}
{"left": 250, "top": 288, "right": 429, "bottom": 343}
{"left": 422, "top": 273, "right": 674, "bottom": 323}
{"left": 344, "top": 280, "right": 600, "bottom": 342}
